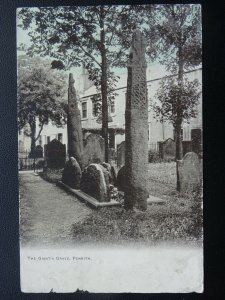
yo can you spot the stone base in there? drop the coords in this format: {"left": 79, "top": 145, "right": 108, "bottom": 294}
{"left": 57, "top": 181, "right": 121, "bottom": 209}
{"left": 118, "top": 191, "right": 166, "bottom": 205}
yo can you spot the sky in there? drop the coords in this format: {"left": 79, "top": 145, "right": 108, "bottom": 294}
{"left": 16, "top": 17, "right": 128, "bottom": 81}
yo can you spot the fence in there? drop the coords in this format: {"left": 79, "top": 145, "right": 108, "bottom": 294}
{"left": 18, "top": 151, "right": 44, "bottom": 171}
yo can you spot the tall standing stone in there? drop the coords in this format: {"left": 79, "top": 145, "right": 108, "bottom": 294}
{"left": 124, "top": 30, "right": 148, "bottom": 210}
{"left": 67, "top": 73, "right": 84, "bottom": 168}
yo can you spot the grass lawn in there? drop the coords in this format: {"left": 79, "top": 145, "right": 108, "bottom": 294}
{"left": 41, "top": 162, "right": 203, "bottom": 245}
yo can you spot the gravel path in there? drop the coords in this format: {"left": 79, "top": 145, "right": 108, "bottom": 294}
{"left": 19, "top": 171, "right": 90, "bottom": 248}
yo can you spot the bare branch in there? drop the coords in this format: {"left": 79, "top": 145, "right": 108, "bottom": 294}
{"left": 79, "top": 44, "right": 101, "bottom": 67}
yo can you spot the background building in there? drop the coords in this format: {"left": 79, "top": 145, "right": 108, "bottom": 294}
{"left": 18, "top": 63, "right": 202, "bottom": 156}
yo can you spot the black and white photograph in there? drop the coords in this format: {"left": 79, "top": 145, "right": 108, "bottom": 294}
{"left": 17, "top": 4, "right": 203, "bottom": 293}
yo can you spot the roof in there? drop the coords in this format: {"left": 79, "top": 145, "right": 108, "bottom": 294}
{"left": 80, "top": 63, "right": 202, "bottom": 99}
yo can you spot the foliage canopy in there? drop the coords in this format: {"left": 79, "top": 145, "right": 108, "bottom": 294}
{"left": 18, "top": 55, "right": 67, "bottom": 152}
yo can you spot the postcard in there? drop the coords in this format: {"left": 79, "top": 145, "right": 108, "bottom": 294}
{"left": 18, "top": 4, "right": 203, "bottom": 293}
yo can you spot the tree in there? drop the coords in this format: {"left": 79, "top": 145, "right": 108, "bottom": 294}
{"left": 18, "top": 56, "right": 67, "bottom": 156}
{"left": 144, "top": 4, "right": 202, "bottom": 191}
{"left": 17, "top": 5, "right": 149, "bottom": 161}
{"left": 154, "top": 75, "right": 201, "bottom": 140}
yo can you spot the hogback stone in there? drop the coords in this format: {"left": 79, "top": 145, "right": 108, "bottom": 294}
{"left": 101, "top": 162, "right": 117, "bottom": 186}
{"left": 80, "top": 163, "right": 110, "bottom": 202}
{"left": 124, "top": 30, "right": 148, "bottom": 210}
{"left": 62, "top": 157, "right": 82, "bottom": 189}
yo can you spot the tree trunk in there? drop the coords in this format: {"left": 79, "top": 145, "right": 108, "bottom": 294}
{"left": 29, "top": 120, "right": 36, "bottom": 159}
{"left": 176, "top": 46, "right": 184, "bottom": 191}
{"left": 100, "top": 7, "right": 109, "bottom": 163}
{"left": 175, "top": 122, "right": 183, "bottom": 192}
{"left": 175, "top": 123, "right": 183, "bottom": 160}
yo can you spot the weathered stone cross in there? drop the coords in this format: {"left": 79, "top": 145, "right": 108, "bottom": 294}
{"left": 124, "top": 30, "right": 148, "bottom": 210}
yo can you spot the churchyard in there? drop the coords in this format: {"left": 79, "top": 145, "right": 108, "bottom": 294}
{"left": 19, "top": 30, "right": 202, "bottom": 247}
{"left": 20, "top": 159, "right": 202, "bottom": 247}
{"left": 34, "top": 160, "right": 202, "bottom": 246}
{"left": 18, "top": 6, "right": 203, "bottom": 248}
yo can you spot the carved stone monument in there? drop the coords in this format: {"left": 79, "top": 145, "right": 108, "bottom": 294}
{"left": 80, "top": 164, "right": 110, "bottom": 202}
{"left": 124, "top": 30, "right": 148, "bottom": 210}
{"left": 67, "top": 73, "right": 84, "bottom": 169}
{"left": 62, "top": 157, "right": 82, "bottom": 189}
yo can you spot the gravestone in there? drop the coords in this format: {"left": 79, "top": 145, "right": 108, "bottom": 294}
{"left": 101, "top": 162, "right": 117, "bottom": 186}
{"left": 116, "top": 165, "right": 126, "bottom": 192}
{"left": 117, "top": 141, "right": 125, "bottom": 168}
{"left": 182, "top": 141, "right": 192, "bottom": 156}
{"left": 108, "top": 147, "right": 116, "bottom": 162}
{"left": 45, "top": 139, "right": 66, "bottom": 169}
{"left": 35, "top": 145, "right": 43, "bottom": 158}
{"left": 62, "top": 157, "right": 82, "bottom": 189}
{"left": 124, "top": 30, "right": 148, "bottom": 210}
{"left": 191, "top": 128, "right": 202, "bottom": 156}
{"left": 158, "top": 138, "right": 175, "bottom": 161}
{"left": 80, "top": 164, "right": 110, "bottom": 202}
{"left": 67, "top": 73, "right": 84, "bottom": 168}
{"left": 177, "top": 152, "right": 201, "bottom": 193}
{"left": 83, "top": 134, "right": 105, "bottom": 168}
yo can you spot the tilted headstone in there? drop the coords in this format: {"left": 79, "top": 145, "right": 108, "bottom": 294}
{"left": 117, "top": 141, "right": 125, "bottom": 168}
{"left": 67, "top": 73, "right": 84, "bottom": 169}
{"left": 177, "top": 152, "right": 201, "bottom": 193}
{"left": 62, "top": 157, "right": 82, "bottom": 189}
{"left": 124, "top": 30, "right": 148, "bottom": 210}
{"left": 80, "top": 163, "right": 110, "bottom": 202}
{"left": 45, "top": 139, "right": 66, "bottom": 169}
{"left": 83, "top": 134, "right": 105, "bottom": 168}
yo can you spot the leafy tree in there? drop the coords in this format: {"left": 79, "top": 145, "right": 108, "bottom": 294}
{"left": 18, "top": 55, "right": 67, "bottom": 157}
{"left": 144, "top": 4, "right": 202, "bottom": 191}
{"left": 154, "top": 77, "right": 200, "bottom": 124}
{"left": 17, "top": 5, "right": 150, "bottom": 161}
